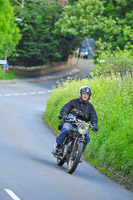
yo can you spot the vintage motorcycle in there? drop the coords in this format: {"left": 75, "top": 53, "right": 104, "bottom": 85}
{"left": 53, "top": 115, "right": 96, "bottom": 174}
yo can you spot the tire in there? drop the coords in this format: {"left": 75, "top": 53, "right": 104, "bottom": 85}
{"left": 67, "top": 142, "right": 84, "bottom": 174}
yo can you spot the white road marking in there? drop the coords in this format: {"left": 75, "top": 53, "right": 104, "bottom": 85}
{"left": 21, "top": 93, "right": 28, "bottom": 95}
{"left": 29, "top": 92, "right": 36, "bottom": 95}
{"left": 13, "top": 93, "right": 20, "bottom": 96}
{"left": 0, "top": 90, "right": 51, "bottom": 98}
{"left": 4, "top": 94, "right": 11, "bottom": 96}
{"left": 4, "top": 189, "right": 21, "bottom": 200}
{"left": 38, "top": 91, "right": 45, "bottom": 94}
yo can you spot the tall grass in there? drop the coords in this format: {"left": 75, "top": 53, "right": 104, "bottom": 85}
{"left": 45, "top": 73, "right": 133, "bottom": 177}
{"left": 0, "top": 67, "right": 16, "bottom": 80}
{"left": 93, "top": 48, "right": 133, "bottom": 73}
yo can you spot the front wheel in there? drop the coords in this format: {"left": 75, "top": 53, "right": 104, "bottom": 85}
{"left": 67, "top": 142, "right": 84, "bottom": 174}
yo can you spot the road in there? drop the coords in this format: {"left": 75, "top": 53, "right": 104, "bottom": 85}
{"left": 0, "top": 61, "right": 133, "bottom": 200}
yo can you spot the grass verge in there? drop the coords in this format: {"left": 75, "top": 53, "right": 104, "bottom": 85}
{"left": 0, "top": 67, "right": 17, "bottom": 80}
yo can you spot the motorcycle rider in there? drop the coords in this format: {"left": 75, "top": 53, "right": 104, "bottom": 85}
{"left": 52, "top": 86, "right": 98, "bottom": 155}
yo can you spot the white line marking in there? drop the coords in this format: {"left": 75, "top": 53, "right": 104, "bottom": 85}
{"left": 4, "top": 189, "right": 21, "bottom": 200}
{"left": 38, "top": 91, "right": 45, "bottom": 94}
{"left": 13, "top": 93, "right": 20, "bottom": 96}
{"left": 4, "top": 94, "right": 11, "bottom": 96}
{"left": 29, "top": 92, "right": 36, "bottom": 95}
{"left": 21, "top": 93, "right": 28, "bottom": 95}
{"left": 0, "top": 90, "right": 48, "bottom": 98}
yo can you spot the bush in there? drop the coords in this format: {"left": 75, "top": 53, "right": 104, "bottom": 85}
{"left": 0, "top": 0, "right": 20, "bottom": 59}
{"left": 93, "top": 47, "right": 133, "bottom": 73}
{"left": 45, "top": 74, "right": 133, "bottom": 177}
{"left": 0, "top": 66, "right": 16, "bottom": 80}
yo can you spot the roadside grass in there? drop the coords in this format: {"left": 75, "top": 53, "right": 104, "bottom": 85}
{"left": 0, "top": 67, "right": 17, "bottom": 80}
{"left": 44, "top": 73, "right": 133, "bottom": 189}
{"left": 93, "top": 48, "right": 133, "bottom": 73}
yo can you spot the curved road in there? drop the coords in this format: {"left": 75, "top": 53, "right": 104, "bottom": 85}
{"left": 0, "top": 63, "right": 132, "bottom": 200}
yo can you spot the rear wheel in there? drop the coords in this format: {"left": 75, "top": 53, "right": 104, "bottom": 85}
{"left": 67, "top": 142, "right": 84, "bottom": 174}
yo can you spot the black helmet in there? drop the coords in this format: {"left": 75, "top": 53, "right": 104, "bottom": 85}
{"left": 78, "top": 86, "right": 92, "bottom": 102}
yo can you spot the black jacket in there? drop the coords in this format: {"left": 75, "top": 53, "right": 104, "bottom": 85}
{"left": 60, "top": 98, "right": 98, "bottom": 125}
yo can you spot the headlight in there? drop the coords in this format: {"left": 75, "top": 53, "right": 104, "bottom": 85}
{"left": 84, "top": 52, "right": 88, "bottom": 55}
{"left": 78, "top": 123, "right": 89, "bottom": 135}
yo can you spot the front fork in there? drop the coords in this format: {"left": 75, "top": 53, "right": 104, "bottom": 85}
{"left": 71, "top": 135, "right": 86, "bottom": 156}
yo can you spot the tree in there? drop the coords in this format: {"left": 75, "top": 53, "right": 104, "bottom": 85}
{"left": 103, "top": 0, "right": 132, "bottom": 19}
{"left": 56, "top": 0, "right": 118, "bottom": 43}
{"left": 9, "top": 1, "right": 62, "bottom": 66}
{"left": 0, "top": 0, "right": 21, "bottom": 59}
{"left": 68, "top": 0, "right": 78, "bottom": 4}
{"left": 55, "top": 0, "right": 132, "bottom": 51}
{"left": 102, "top": 0, "right": 133, "bottom": 50}
{"left": 10, "top": 0, "right": 24, "bottom": 8}
{"left": 9, "top": 0, "right": 81, "bottom": 66}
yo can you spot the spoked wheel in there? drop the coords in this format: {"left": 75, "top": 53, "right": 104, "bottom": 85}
{"left": 67, "top": 142, "right": 84, "bottom": 174}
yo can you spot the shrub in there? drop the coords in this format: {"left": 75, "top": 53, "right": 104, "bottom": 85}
{"left": 92, "top": 47, "right": 133, "bottom": 73}
{"left": 0, "top": 66, "right": 16, "bottom": 80}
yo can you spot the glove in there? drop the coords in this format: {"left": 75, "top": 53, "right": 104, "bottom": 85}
{"left": 92, "top": 124, "right": 98, "bottom": 131}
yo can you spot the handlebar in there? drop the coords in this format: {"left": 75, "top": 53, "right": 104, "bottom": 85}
{"left": 89, "top": 124, "right": 97, "bottom": 132}
{"left": 59, "top": 116, "right": 97, "bottom": 132}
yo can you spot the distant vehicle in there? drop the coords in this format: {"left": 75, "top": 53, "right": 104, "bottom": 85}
{"left": 76, "top": 45, "right": 89, "bottom": 58}
{"left": 75, "top": 38, "right": 97, "bottom": 59}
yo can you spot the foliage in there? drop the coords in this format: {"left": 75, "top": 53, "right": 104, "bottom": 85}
{"left": 93, "top": 47, "right": 133, "bottom": 73}
{"left": 0, "top": 0, "right": 21, "bottom": 59}
{"left": 117, "top": 12, "right": 133, "bottom": 50}
{"left": 44, "top": 74, "right": 133, "bottom": 177}
{"left": 8, "top": 0, "right": 132, "bottom": 66}
{"left": 0, "top": 66, "right": 16, "bottom": 80}
{"left": 8, "top": 0, "right": 81, "bottom": 66}
{"left": 68, "top": 0, "right": 78, "bottom": 5}
{"left": 10, "top": 0, "right": 24, "bottom": 8}
{"left": 55, "top": 0, "right": 132, "bottom": 52}
{"left": 8, "top": 1, "right": 62, "bottom": 66}
{"left": 56, "top": 0, "right": 116, "bottom": 38}
{"left": 103, "top": 0, "right": 132, "bottom": 19}
{"left": 84, "top": 75, "right": 133, "bottom": 176}
{"left": 99, "top": 0, "right": 133, "bottom": 50}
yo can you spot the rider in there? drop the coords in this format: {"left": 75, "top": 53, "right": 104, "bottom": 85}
{"left": 52, "top": 86, "right": 98, "bottom": 155}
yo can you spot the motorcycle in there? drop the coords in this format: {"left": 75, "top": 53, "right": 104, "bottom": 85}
{"left": 53, "top": 115, "right": 96, "bottom": 174}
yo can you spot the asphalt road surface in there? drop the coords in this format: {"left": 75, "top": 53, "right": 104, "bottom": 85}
{"left": 0, "top": 62, "right": 133, "bottom": 200}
